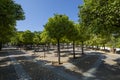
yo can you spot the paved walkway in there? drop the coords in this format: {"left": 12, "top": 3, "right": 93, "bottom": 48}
{"left": 3, "top": 48, "right": 120, "bottom": 80}
{"left": 23, "top": 50, "right": 108, "bottom": 80}
{"left": 23, "top": 50, "right": 80, "bottom": 80}
{"left": 8, "top": 51, "right": 32, "bottom": 80}
{"left": 21, "top": 50, "right": 106, "bottom": 80}
{"left": 82, "top": 54, "right": 104, "bottom": 80}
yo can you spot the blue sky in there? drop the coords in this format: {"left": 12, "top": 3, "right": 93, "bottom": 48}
{"left": 14, "top": 0, "right": 83, "bottom": 32}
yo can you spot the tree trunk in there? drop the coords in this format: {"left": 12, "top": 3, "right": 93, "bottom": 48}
{"left": 46, "top": 43, "right": 49, "bottom": 53}
{"left": 81, "top": 41, "right": 84, "bottom": 55}
{"left": 0, "top": 42, "right": 2, "bottom": 51}
{"left": 43, "top": 46, "right": 46, "bottom": 58}
{"left": 86, "top": 45, "right": 88, "bottom": 49}
{"left": 96, "top": 45, "right": 99, "bottom": 50}
{"left": 92, "top": 45, "right": 94, "bottom": 49}
{"left": 103, "top": 44, "right": 105, "bottom": 50}
{"left": 73, "top": 41, "right": 75, "bottom": 59}
{"left": 67, "top": 43, "right": 69, "bottom": 51}
{"left": 96, "top": 45, "right": 98, "bottom": 49}
{"left": 57, "top": 39, "right": 61, "bottom": 64}
{"left": 111, "top": 47, "right": 116, "bottom": 54}
{"left": 63, "top": 43, "right": 65, "bottom": 49}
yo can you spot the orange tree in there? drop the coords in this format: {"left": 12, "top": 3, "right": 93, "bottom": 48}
{"left": 45, "top": 14, "right": 72, "bottom": 64}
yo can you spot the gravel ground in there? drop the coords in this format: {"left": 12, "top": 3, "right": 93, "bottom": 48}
{"left": 13, "top": 52, "right": 67, "bottom": 80}
{"left": 95, "top": 62, "right": 120, "bottom": 80}
{"left": 52, "top": 55, "right": 100, "bottom": 79}
{"left": 20, "top": 60, "right": 66, "bottom": 80}
{"left": 68, "top": 55, "right": 99, "bottom": 72}
{"left": 1, "top": 48, "right": 120, "bottom": 80}
{"left": 0, "top": 51, "right": 18, "bottom": 80}
{"left": 94, "top": 54, "right": 120, "bottom": 80}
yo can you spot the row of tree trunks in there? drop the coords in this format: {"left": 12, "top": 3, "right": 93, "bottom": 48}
{"left": 57, "top": 40, "right": 85, "bottom": 64}
{"left": 73, "top": 41, "right": 84, "bottom": 59}
{"left": 87, "top": 44, "right": 116, "bottom": 54}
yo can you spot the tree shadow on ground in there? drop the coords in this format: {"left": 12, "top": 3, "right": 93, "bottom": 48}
{"left": 100, "top": 49, "right": 110, "bottom": 52}
{"left": 0, "top": 52, "right": 18, "bottom": 80}
{"left": 53, "top": 49, "right": 83, "bottom": 57}
{"left": 61, "top": 52, "right": 120, "bottom": 80}
{"left": 33, "top": 48, "right": 54, "bottom": 54}
{"left": 53, "top": 52, "right": 120, "bottom": 80}
{"left": 0, "top": 64, "right": 18, "bottom": 80}
{"left": 51, "top": 53, "right": 103, "bottom": 79}
{"left": 19, "top": 58, "right": 66, "bottom": 80}
{"left": 0, "top": 51, "right": 8, "bottom": 57}
{"left": 53, "top": 50, "right": 71, "bottom": 53}
{"left": 68, "top": 54, "right": 101, "bottom": 72}
{"left": 95, "top": 58, "right": 120, "bottom": 80}
{"left": 1, "top": 49, "right": 26, "bottom": 56}
{"left": 114, "top": 58, "right": 120, "bottom": 65}
{"left": 25, "top": 50, "right": 120, "bottom": 80}
{"left": 116, "top": 50, "right": 120, "bottom": 54}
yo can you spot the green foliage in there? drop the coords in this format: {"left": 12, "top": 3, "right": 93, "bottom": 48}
{"left": 10, "top": 31, "right": 42, "bottom": 46}
{"left": 40, "top": 29, "right": 51, "bottom": 43}
{"left": 61, "top": 36, "right": 70, "bottom": 43}
{"left": 20, "top": 30, "right": 34, "bottom": 45}
{"left": 0, "top": 0, "right": 25, "bottom": 44}
{"left": 86, "top": 33, "right": 111, "bottom": 47}
{"left": 116, "top": 37, "right": 120, "bottom": 48}
{"left": 45, "top": 14, "right": 73, "bottom": 64}
{"left": 45, "top": 14, "right": 71, "bottom": 40}
{"left": 0, "top": 25, "right": 16, "bottom": 43}
{"left": 79, "top": 0, "right": 120, "bottom": 35}
{"left": 10, "top": 32, "right": 20, "bottom": 45}
{"left": 33, "top": 31, "right": 41, "bottom": 45}
{"left": 66, "top": 21, "right": 79, "bottom": 41}
{"left": 78, "top": 23, "right": 90, "bottom": 42}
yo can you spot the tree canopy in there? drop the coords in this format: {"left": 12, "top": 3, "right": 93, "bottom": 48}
{"left": 79, "top": 0, "right": 120, "bottom": 35}
{"left": 0, "top": 0, "right": 25, "bottom": 50}
{"left": 45, "top": 14, "right": 70, "bottom": 40}
{"left": 20, "top": 30, "right": 34, "bottom": 45}
{"left": 45, "top": 14, "right": 73, "bottom": 64}
{"left": 33, "top": 31, "right": 41, "bottom": 45}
